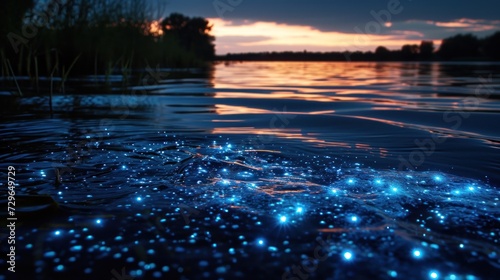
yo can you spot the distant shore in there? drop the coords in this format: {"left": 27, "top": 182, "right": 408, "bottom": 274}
{"left": 215, "top": 52, "right": 498, "bottom": 62}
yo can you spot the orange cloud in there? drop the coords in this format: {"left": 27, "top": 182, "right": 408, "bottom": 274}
{"left": 209, "top": 18, "right": 422, "bottom": 54}
{"left": 433, "top": 18, "right": 498, "bottom": 31}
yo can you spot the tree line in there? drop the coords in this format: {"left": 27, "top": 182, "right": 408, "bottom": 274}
{"left": 219, "top": 32, "right": 500, "bottom": 62}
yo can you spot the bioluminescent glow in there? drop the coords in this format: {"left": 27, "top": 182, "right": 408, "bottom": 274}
{"left": 412, "top": 249, "right": 423, "bottom": 258}
{"left": 13, "top": 138, "right": 500, "bottom": 279}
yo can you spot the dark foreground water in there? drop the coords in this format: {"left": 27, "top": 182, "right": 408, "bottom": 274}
{"left": 1, "top": 62, "right": 500, "bottom": 280}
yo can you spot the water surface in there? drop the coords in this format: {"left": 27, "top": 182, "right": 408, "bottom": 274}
{"left": 1, "top": 62, "right": 500, "bottom": 279}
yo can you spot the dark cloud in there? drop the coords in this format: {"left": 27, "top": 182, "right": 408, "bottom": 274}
{"left": 162, "top": 0, "right": 500, "bottom": 34}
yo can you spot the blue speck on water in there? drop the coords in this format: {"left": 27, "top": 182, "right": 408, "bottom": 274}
{"left": 44, "top": 251, "right": 56, "bottom": 258}
{"left": 216, "top": 266, "right": 227, "bottom": 274}
{"left": 55, "top": 265, "right": 64, "bottom": 271}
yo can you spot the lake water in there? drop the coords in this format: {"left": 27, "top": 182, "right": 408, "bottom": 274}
{"left": 1, "top": 61, "right": 500, "bottom": 279}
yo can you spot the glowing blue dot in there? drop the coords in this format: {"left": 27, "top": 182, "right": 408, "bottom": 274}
{"left": 347, "top": 179, "right": 354, "bottom": 184}
{"left": 121, "top": 165, "right": 127, "bottom": 170}
{"left": 375, "top": 179, "right": 382, "bottom": 185}
{"left": 258, "top": 239, "right": 264, "bottom": 245}
{"left": 429, "top": 271, "right": 439, "bottom": 279}
{"left": 280, "top": 216, "right": 287, "bottom": 223}
{"left": 412, "top": 249, "right": 422, "bottom": 258}
{"left": 434, "top": 176, "right": 442, "bottom": 182}
{"left": 96, "top": 219, "right": 101, "bottom": 224}
{"left": 56, "top": 265, "right": 64, "bottom": 271}
{"left": 54, "top": 230, "right": 61, "bottom": 236}
{"left": 459, "top": 244, "right": 464, "bottom": 249}
{"left": 392, "top": 187, "right": 398, "bottom": 192}
{"left": 296, "top": 207, "right": 303, "bottom": 213}
{"left": 450, "top": 275, "right": 457, "bottom": 280}
{"left": 351, "top": 216, "right": 358, "bottom": 222}
{"left": 468, "top": 186, "right": 474, "bottom": 191}
{"left": 389, "top": 271, "right": 398, "bottom": 278}
{"left": 136, "top": 197, "right": 142, "bottom": 201}
{"left": 343, "top": 251, "right": 353, "bottom": 260}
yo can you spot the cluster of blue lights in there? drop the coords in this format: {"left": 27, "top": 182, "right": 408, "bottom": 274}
{"left": 29, "top": 144, "right": 498, "bottom": 280}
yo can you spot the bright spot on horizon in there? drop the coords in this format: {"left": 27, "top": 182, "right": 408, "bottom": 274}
{"left": 429, "top": 271, "right": 439, "bottom": 279}
{"left": 150, "top": 20, "right": 164, "bottom": 36}
{"left": 280, "top": 216, "right": 287, "bottom": 223}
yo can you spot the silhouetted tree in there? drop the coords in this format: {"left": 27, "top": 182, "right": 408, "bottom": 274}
{"left": 375, "top": 46, "right": 391, "bottom": 60}
{"left": 419, "top": 41, "right": 434, "bottom": 60}
{"left": 162, "top": 13, "right": 189, "bottom": 32}
{"left": 438, "top": 34, "right": 480, "bottom": 60}
{"left": 161, "top": 13, "right": 215, "bottom": 60}
{"left": 401, "top": 44, "right": 419, "bottom": 60}
{"left": 483, "top": 31, "right": 500, "bottom": 60}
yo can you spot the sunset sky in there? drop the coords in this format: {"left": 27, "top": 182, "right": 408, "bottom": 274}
{"left": 161, "top": 0, "right": 500, "bottom": 54}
